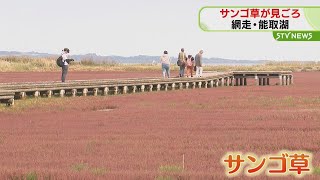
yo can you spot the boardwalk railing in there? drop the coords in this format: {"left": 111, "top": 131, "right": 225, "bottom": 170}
{"left": 0, "top": 71, "right": 293, "bottom": 106}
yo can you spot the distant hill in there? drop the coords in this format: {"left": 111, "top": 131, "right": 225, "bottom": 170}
{"left": 0, "top": 51, "right": 267, "bottom": 65}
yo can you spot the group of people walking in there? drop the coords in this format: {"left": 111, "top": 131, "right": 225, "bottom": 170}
{"left": 60, "top": 48, "right": 203, "bottom": 82}
{"left": 160, "top": 48, "right": 204, "bottom": 78}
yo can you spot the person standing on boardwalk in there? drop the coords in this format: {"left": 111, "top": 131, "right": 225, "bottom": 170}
{"left": 178, "top": 48, "right": 186, "bottom": 77}
{"left": 195, "top": 50, "right": 204, "bottom": 77}
{"left": 61, "top": 48, "right": 70, "bottom": 82}
{"left": 160, "top": 50, "right": 171, "bottom": 78}
{"left": 186, "top": 55, "right": 194, "bottom": 78}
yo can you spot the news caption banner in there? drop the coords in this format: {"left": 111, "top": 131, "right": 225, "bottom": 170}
{"left": 198, "top": 6, "right": 320, "bottom": 41}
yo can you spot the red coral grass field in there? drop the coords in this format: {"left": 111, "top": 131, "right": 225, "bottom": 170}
{"left": 0, "top": 72, "right": 320, "bottom": 179}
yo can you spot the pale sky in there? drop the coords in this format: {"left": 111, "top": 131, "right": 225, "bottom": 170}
{"left": 0, "top": 0, "right": 319, "bottom": 60}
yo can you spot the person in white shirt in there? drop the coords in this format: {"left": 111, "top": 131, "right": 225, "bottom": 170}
{"left": 61, "top": 48, "right": 70, "bottom": 82}
{"left": 160, "top": 50, "right": 171, "bottom": 78}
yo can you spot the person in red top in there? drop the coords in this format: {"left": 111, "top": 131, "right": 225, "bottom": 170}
{"left": 186, "top": 55, "right": 194, "bottom": 78}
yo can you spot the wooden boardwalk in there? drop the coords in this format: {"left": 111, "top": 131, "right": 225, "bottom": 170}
{"left": 0, "top": 71, "right": 293, "bottom": 106}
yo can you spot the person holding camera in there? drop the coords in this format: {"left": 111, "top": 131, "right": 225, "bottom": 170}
{"left": 61, "top": 48, "right": 71, "bottom": 82}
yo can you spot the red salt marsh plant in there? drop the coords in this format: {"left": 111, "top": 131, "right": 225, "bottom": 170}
{"left": 0, "top": 72, "right": 320, "bottom": 179}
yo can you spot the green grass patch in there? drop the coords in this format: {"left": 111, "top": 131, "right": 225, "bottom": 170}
{"left": 90, "top": 167, "right": 107, "bottom": 176}
{"left": 253, "top": 96, "right": 320, "bottom": 108}
{"left": 26, "top": 171, "right": 38, "bottom": 180}
{"left": 314, "top": 167, "right": 320, "bottom": 175}
{"left": 156, "top": 175, "right": 176, "bottom": 180}
{"left": 71, "top": 163, "right": 88, "bottom": 172}
{"left": 0, "top": 97, "right": 69, "bottom": 112}
{"left": 85, "top": 140, "right": 98, "bottom": 154}
{"left": 159, "top": 165, "right": 183, "bottom": 173}
{"left": 71, "top": 163, "right": 108, "bottom": 176}
{"left": 8, "top": 174, "right": 25, "bottom": 180}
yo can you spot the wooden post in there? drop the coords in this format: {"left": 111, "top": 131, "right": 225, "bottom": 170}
{"left": 210, "top": 80, "right": 214, "bottom": 88}
{"left": 71, "top": 89, "right": 77, "bottom": 97}
{"left": 83, "top": 88, "right": 88, "bottom": 96}
{"left": 149, "top": 85, "right": 153, "bottom": 92}
{"left": 93, "top": 88, "right": 99, "bottom": 96}
{"left": 204, "top": 81, "right": 208, "bottom": 88}
{"left": 20, "top": 92, "right": 26, "bottom": 99}
{"left": 34, "top": 91, "right": 40, "bottom": 98}
{"left": 123, "top": 86, "right": 128, "bottom": 94}
{"left": 172, "top": 83, "right": 176, "bottom": 90}
{"left": 192, "top": 82, "right": 196, "bottom": 89}
{"left": 258, "top": 78, "right": 262, "bottom": 86}
{"left": 255, "top": 75, "right": 259, "bottom": 86}
{"left": 239, "top": 78, "right": 243, "bottom": 86}
{"left": 103, "top": 87, "right": 109, "bottom": 95}
{"left": 47, "top": 90, "right": 52, "bottom": 98}
{"left": 8, "top": 98, "right": 14, "bottom": 106}
{"left": 114, "top": 86, "right": 119, "bottom": 95}
{"left": 132, "top": 86, "right": 137, "bottom": 93}
{"left": 230, "top": 77, "right": 234, "bottom": 86}
{"left": 59, "top": 89, "right": 65, "bottom": 97}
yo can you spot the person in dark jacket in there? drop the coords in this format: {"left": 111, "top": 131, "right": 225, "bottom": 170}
{"left": 195, "top": 50, "right": 204, "bottom": 77}
{"left": 178, "top": 48, "right": 186, "bottom": 77}
{"left": 61, "top": 48, "right": 70, "bottom": 82}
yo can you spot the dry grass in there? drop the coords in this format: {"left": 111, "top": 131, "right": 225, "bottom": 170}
{"left": 0, "top": 56, "right": 172, "bottom": 72}
{"left": 1, "top": 56, "right": 320, "bottom": 72}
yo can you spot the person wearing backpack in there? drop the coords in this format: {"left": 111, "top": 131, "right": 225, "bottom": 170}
{"left": 177, "top": 48, "right": 186, "bottom": 77}
{"left": 186, "top": 55, "right": 194, "bottom": 78}
{"left": 61, "top": 48, "right": 70, "bottom": 82}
